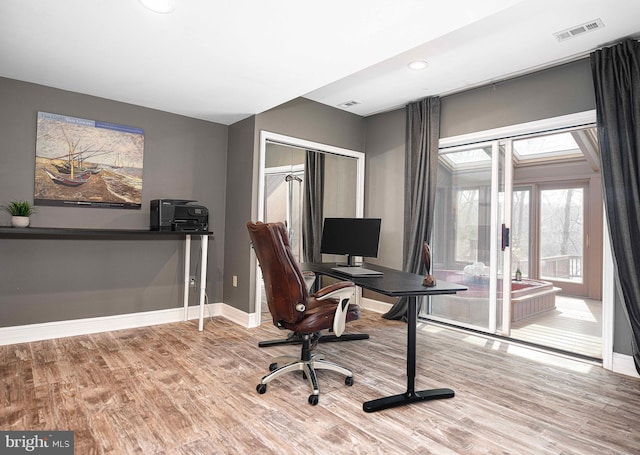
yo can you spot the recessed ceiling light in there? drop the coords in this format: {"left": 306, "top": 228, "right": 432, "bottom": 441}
{"left": 408, "top": 60, "right": 428, "bottom": 70}
{"left": 138, "top": 0, "right": 175, "bottom": 14}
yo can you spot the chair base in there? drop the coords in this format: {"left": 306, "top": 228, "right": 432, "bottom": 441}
{"left": 256, "top": 335, "right": 354, "bottom": 406}
{"left": 258, "top": 331, "right": 369, "bottom": 348}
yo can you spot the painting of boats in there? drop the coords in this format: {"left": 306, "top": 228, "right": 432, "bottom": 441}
{"left": 34, "top": 112, "right": 144, "bottom": 209}
{"left": 42, "top": 168, "right": 92, "bottom": 187}
{"left": 52, "top": 162, "right": 101, "bottom": 175}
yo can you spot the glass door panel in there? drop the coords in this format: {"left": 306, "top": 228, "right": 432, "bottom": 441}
{"left": 426, "top": 143, "right": 505, "bottom": 332}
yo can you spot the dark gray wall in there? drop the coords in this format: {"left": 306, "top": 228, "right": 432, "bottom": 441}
{"left": 361, "top": 108, "right": 405, "bottom": 303}
{"left": 223, "top": 98, "right": 366, "bottom": 313}
{"left": 0, "top": 77, "right": 227, "bottom": 326}
{"left": 254, "top": 98, "right": 365, "bottom": 152}
{"left": 223, "top": 115, "right": 256, "bottom": 313}
{"left": 440, "top": 58, "right": 596, "bottom": 137}
{"left": 364, "top": 108, "right": 405, "bottom": 271}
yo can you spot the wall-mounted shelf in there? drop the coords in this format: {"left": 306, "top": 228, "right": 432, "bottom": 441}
{"left": 0, "top": 226, "right": 213, "bottom": 238}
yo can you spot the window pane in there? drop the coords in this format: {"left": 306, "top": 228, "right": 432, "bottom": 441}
{"left": 513, "top": 132, "right": 581, "bottom": 161}
{"left": 455, "top": 189, "right": 479, "bottom": 262}
{"left": 539, "top": 188, "right": 583, "bottom": 282}
{"left": 512, "top": 188, "right": 531, "bottom": 277}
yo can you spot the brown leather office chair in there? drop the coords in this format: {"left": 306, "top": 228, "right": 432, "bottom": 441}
{"left": 247, "top": 221, "right": 360, "bottom": 405}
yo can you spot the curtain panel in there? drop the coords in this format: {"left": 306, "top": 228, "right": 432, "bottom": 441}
{"left": 591, "top": 39, "right": 640, "bottom": 373}
{"left": 384, "top": 97, "right": 440, "bottom": 320}
{"left": 302, "top": 151, "right": 325, "bottom": 263}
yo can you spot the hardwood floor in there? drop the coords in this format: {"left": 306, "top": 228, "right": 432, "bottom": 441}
{"left": 2, "top": 310, "right": 639, "bottom": 454}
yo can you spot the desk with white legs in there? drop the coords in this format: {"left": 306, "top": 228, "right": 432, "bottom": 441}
{"left": 181, "top": 233, "right": 211, "bottom": 331}
{"left": 303, "top": 262, "right": 467, "bottom": 413}
{"left": 0, "top": 227, "right": 212, "bottom": 331}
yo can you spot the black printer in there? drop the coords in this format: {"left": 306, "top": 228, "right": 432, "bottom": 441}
{"left": 150, "top": 199, "right": 209, "bottom": 233}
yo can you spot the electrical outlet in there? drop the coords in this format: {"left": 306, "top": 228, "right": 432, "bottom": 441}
{"left": 189, "top": 276, "right": 196, "bottom": 287}
{"left": 233, "top": 275, "right": 238, "bottom": 287}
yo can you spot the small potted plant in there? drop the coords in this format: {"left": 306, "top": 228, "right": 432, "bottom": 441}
{"left": 3, "top": 200, "right": 35, "bottom": 227}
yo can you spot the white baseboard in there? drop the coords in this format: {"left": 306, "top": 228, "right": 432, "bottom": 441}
{"left": 0, "top": 304, "right": 225, "bottom": 346}
{"left": 612, "top": 353, "right": 640, "bottom": 378}
{"left": 206, "top": 301, "right": 260, "bottom": 328}
{"left": 360, "top": 297, "right": 392, "bottom": 314}
{"left": 0, "top": 298, "right": 390, "bottom": 346}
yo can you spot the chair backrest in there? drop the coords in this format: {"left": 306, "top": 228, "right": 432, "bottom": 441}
{"left": 247, "top": 221, "right": 309, "bottom": 325}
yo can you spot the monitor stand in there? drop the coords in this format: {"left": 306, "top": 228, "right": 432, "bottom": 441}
{"left": 346, "top": 254, "right": 357, "bottom": 267}
{"left": 335, "top": 254, "right": 359, "bottom": 267}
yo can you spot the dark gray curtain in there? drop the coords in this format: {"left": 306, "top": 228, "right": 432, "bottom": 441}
{"left": 384, "top": 97, "right": 440, "bottom": 320}
{"left": 302, "top": 151, "right": 325, "bottom": 262}
{"left": 591, "top": 39, "right": 640, "bottom": 374}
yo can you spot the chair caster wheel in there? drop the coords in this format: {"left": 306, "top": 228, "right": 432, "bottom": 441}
{"left": 308, "top": 394, "right": 319, "bottom": 406}
{"left": 345, "top": 376, "right": 354, "bottom": 386}
{"left": 269, "top": 363, "right": 278, "bottom": 372}
{"left": 256, "top": 384, "right": 267, "bottom": 394}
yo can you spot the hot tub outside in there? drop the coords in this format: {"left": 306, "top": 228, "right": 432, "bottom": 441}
{"left": 430, "top": 270, "right": 560, "bottom": 323}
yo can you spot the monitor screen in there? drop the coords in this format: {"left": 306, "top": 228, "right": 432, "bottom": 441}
{"left": 320, "top": 217, "right": 381, "bottom": 266}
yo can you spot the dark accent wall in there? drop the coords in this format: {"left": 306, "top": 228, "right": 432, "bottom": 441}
{"left": 254, "top": 98, "right": 366, "bottom": 152}
{"left": 362, "top": 108, "right": 405, "bottom": 304}
{"left": 363, "top": 108, "right": 405, "bottom": 271}
{"left": 223, "top": 115, "right": 256, "bottom": 314}
{"left": 223, "top": 98, "right": 366, "bottom": 313}
{"left": 0, "top": 77, "right": 227, "bottom": 327}
{"left": 440, "top": 59, "right": 596, "bottom": 137}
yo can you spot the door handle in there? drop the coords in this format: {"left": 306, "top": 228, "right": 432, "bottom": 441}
{"left": 501, "top": 224, "right": 510, "bottom": 251}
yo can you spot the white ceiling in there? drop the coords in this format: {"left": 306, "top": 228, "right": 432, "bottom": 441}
{"left": 1, "top": 0, "right": 639, "bottom": 125}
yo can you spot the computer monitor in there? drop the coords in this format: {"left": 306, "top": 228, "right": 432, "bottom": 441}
{"left": 320, "top": 217, "right": 382, "bottom": 266}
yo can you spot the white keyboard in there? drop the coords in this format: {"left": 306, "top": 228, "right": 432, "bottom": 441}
{"left": 331, "top": 266, "right": 383, "bottom": 277}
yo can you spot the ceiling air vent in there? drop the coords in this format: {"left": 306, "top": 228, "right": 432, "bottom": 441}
{"left": 553, "top": 19, "right": 604, "bottom": 42}
{"left": 338, "top": 100, "right": 360, "bottom": 108}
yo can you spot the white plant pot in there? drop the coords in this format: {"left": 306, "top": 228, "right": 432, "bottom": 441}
{"left": 11, "top": 216, "right": 30, "bottom": 228}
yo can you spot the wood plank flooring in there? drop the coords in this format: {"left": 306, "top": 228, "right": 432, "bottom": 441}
{"left": 1, "top": 310, "right": 639, "bottom": 454}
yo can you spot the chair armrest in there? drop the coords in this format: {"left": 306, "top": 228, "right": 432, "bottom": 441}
{"left": 314, "top": 280, "right": 355, "bottom": 300}
{"left": 315, "top": 281, "right": 356, "bottom": 337}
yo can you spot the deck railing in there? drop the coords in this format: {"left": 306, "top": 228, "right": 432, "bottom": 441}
{"left": 540, "top": 255, "right": 582, "bottom": 280}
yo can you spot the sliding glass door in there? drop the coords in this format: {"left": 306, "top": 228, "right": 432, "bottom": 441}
{"left": 425, "top": 142, "right": 509, "bottom": 333}
{"left": 423, "top": 122, "right": 602, "bottom": 357}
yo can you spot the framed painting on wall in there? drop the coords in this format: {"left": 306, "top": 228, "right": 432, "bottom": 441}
{"left": 34, "top": 111, "right": 144, "bottom": 209}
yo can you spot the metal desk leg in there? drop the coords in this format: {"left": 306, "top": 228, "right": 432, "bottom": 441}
{"left": 363, "top": 297, "right": 454, "bottom": 412}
